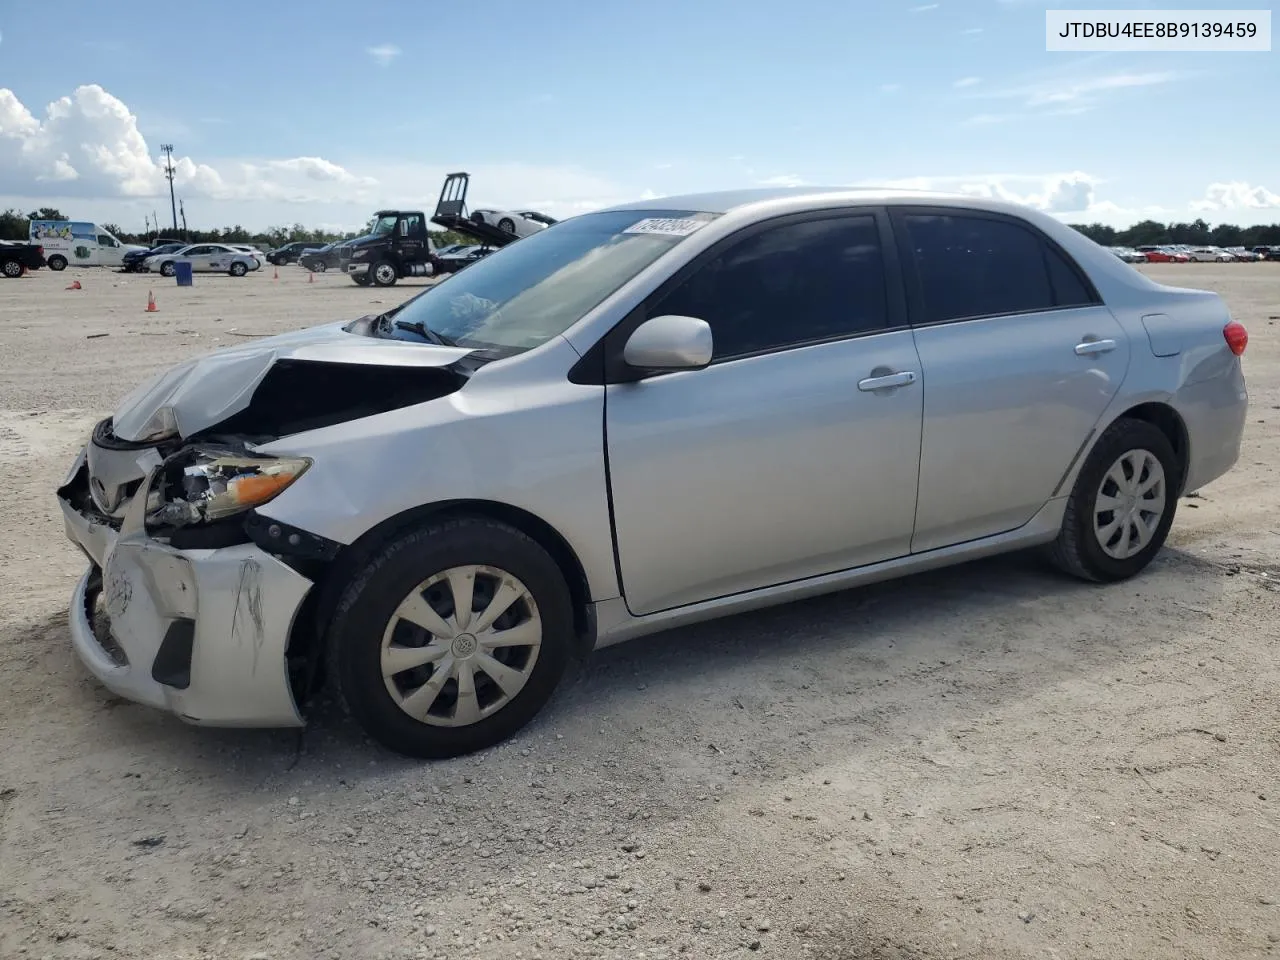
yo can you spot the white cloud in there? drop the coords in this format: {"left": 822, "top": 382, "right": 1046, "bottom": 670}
{"left": 1190, "top": 181, "right": 1280, "bottom": 212}
{"left": 953, "top": 77, "right": 981, "bottom": 88}
{"left": 0, "top": 84, "right": 648, "bottom": 231}
{"left": 865, "top": 171, "right": 1103, "bottom": 214}
{"left": 366, "top": 44, "right": 402, "bottom": 66}
{"left": 910, "top": 3, "right": 939, "bottom": 11}
{"left": 961, "top": 27, "right": 984, "bottom": 34}
{"left": 971, "top": 70, "right": 1177, "bottom": 114}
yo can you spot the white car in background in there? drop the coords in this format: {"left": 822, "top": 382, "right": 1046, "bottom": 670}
{"left": 1188, "top": 247, "right": 1234, "bottom": 263}
{"left": 228, "top": 244, "right": 268, "bottom": 266}
{"left": 143, "top": 243, "right": 262, "bottom": 277}
{"left": 470, "top": 208, "right": 558, "bottom": 238}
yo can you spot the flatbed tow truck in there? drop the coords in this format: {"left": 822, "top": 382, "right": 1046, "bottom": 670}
{"left": 340, "top": 173, "right": 551, "bottom": 286}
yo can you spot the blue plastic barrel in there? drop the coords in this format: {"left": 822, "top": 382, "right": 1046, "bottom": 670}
{"left": 174, "top": 261, "right": 193, "bottom": 286}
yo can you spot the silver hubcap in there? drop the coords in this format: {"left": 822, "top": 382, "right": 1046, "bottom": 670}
{"left": 380, "top": 565, "right": 541, "bottom": 727}
{"left": 1094, "top": 449, "right": 1166, "bottom": 560}
{"left": 4, "top": 262, "right": 20, "bottom": 276}
{"left": 376, "top": 264, "right": 395, "bottom": 283}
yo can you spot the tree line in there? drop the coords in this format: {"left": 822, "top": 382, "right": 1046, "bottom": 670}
{"left": 6, "top": 205, "right": 1278, "bottom": 251}
{"left": 1067, "top": 218, "right": 1280, "bottom": 248}
{"left": 0, "top": 208, "right": 478, "bottom": 249}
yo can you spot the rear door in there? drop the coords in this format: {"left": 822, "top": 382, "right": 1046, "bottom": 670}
{"left": 890, "top": 206, "right": 1130, "bottom": 553}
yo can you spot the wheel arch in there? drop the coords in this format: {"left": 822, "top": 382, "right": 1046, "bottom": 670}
{"left": 1063, "top": 400, "right": 1191, "bottom": 501}
{"left": 288, "top": 498, "right": 597, "bottom": 703}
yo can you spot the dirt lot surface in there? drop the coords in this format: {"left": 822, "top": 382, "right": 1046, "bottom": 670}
{"left": 1, "top": 262, "right": 1278, "bottom": 960}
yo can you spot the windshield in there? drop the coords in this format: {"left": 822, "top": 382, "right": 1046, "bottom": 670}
{"left": 368, "top": 214, "right": 398, "bottom": 236}
{"left": 384, "top": 209, "right": 719, "bottom": 354}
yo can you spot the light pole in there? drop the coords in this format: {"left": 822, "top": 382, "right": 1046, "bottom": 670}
{"left": 161, "top": 144, "right": 178, "bottom": 233}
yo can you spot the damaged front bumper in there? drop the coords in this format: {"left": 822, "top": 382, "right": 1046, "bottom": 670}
{"left": 58, "top": 447, "right": 312, "bottom": 727}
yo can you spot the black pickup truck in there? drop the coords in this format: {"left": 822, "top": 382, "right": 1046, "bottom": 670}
{"left": 0, "top": 241, "right": 46, "bottom": 278}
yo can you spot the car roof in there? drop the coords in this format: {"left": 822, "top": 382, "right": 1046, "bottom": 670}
{"left": 598, "top": 185, "right": 1026, "bottom": 216}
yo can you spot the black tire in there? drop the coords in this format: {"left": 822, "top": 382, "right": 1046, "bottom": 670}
{"left": 352, "top": 274, "right": 372, "bottom": 286}
{"left": 498, "top": 217, "right": 516, "bottom": 234}
{"left": 2, "top": 258, "right": 23, "bottom": 278}
{"left": 47, "top": 255, "right": 67, "bottom": 271}
{"left": 159, "top": 261, "right": 176, "bottom": 277}
{"left": 371, "top": 259, "right": 398, "bottom": 287}
{"left": 314, "top": 261, "right": 327, "bottom": 273}
{"left": 229, "top": 261, "right": 248, "bottom": 277}
{"left": 326, "top": 517, "right": 576, "bottom": 759}
{"left": 1046, "top": 417, "right": 1179, "bottom": 583}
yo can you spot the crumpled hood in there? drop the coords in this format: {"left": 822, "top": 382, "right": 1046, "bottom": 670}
{"left": 111, "top": 320, "right": 475, "bottom": 442}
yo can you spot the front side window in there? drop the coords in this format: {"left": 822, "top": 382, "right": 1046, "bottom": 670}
{"left": 901, "top": 213, "right": 1058, "bottom": 323}
{"left": 383, "top": 209, "right": 720, "bottom": 354}
{"left": 400, "top": 215, "right": 421, "bottom": 236}
{"left": 369, "top": 215, "right": 398, "bottom": 236}
{"left": 653, "top": 214, "right": 890, "bottom": 360}
{"left": 98, "top": 235, "right": 118, "bottom": 247}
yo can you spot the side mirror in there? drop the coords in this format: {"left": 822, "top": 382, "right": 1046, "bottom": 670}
{"left": 622, "top": 315, "right": 713, "bottom": 372}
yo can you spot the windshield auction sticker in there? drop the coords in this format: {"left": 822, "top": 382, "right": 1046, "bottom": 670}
{"left": 622, "top": 218, "right": 709, "bottom": 238}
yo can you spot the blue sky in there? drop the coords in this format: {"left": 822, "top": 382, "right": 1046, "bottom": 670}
{"left": 0, "top": 0, "right": 1275, "bottom": 230}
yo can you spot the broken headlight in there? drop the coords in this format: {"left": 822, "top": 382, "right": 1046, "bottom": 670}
{"left": 148, "top": 448, "right": 311, "bottom": 527}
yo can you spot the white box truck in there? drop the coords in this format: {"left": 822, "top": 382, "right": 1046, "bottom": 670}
{"left": 28, "top": 220, "right": 148, "bottom": 270}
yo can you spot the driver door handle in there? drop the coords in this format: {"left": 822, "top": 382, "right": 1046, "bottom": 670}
{"left": 858, "top": 370, "right": 917, "bottom": 392}
{"left": 1075, "top": 338, "right": 1117, "bottom": 356}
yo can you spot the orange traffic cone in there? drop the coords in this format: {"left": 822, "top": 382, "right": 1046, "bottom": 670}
{"left": 66, "top": 279, "right": 81, "bottom": 290}
{"left": 146, "top": 291, "right": 158, "bottom": 313}
{"left": 273, "top": 266, "right": 279, "bottom": 280}
{"left": 308, "top": 271, "right": 314, "bottom": 283}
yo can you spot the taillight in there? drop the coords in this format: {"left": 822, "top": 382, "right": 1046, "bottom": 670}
{"left": 1224, "top": 321, "right": 1248, "bottom": 356}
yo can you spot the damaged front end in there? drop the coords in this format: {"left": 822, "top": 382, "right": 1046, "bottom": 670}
{"left": 58, "top": 320, "right": 485, "bottom": 727}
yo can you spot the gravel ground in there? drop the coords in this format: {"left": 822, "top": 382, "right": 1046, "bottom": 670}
{"left": 1, "top": 262, "right": 1278, "bottom": 960}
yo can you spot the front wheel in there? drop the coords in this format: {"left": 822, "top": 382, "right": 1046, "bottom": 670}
{"left": 1046, "top": 418, "right": 1179, "bottom": 583}
{"left": 229, "top": 261, "right": 248, "bottom": 277}
{"left": 498, "top": 217, "right": 516, "bottom": 234}
{"left": 313, "top": 261, "right": 327, "bottom": 273}
{"left": 159, "top": 261, "right": 176, "bottom": 277}
{"left": 327, "top": 518, "right": 576, "bottom": 759}
{"left": 371, "top": 260, "right": 398, "bottom": 287}
{"left": 351, "top": 274, "right": 372, "bottom": 286}
{"left": 47, "top": 255, "right": 67, "bottom": 271}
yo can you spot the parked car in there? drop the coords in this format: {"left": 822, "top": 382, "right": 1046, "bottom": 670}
{"left": 1108, "top": 246, "right": 1147, "bottom": 264}
{"left": 435, "top": 245, "right": 495, "bottom": 273}
{"left": 1136, "top": 246, "right": 1188, "bottom": 263}
{"left": 299, "top": 242, "right": 343, "bottom": 273}
{"left": 267, "top": 241, "right": 328, "bottom": 266}
{"left": 469, "top": 208, "right": 558, "bottom": 238}
{"left": 0, "top": 240, "right": 46, "bottom": 277}
{"left": 1249, "top": 245, "right": 1280, "bottom": 261}
{"left": 1224, "top": 247, "right": 1260, "bottom": 262}
{"left": 55, "top": 188, "right": 1249, "bottom": 759}
{"left": 142, "top": 243, "right": 261, "bottom": 277}
{"left": 228, "top": 244, "right": 268, "bottom": 267}
{"left": 1188, "top": 247, "right": 1234, "bottom": 263}
{"left": 121, "top": 242, "right": 188, "bottom": 273}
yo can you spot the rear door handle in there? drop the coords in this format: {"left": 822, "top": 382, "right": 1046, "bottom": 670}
{"left": 858, "top": 370, "right": 917, "bottom": 392}
{"left": 1075, "top": 338, "right": 1117, "bottom": 356}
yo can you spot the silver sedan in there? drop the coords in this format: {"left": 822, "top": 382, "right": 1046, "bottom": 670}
{"left": 57, "top": 188, "right": 1249, "bottom": 758}
{"left": 143, "top": 243, "right": 260, "bottom": 277}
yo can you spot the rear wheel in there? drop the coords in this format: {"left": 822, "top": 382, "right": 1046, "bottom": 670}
{"left": 2, "top": 258, "right": 23, "bottom": 278}
{"left": 371, "top": 260, "right": 398, "bottom": 287}
{"left": 47, "top": 255, "right": 67, "bottom": 271}
{"left": 1047, "top": 417, "right": 1179, "bottom": 583}
{"left": 498, "top": 217, "right": 516, "bottom": 234}
{"left": 160, "top": 261, "right": 176, "bottom": 277}
{"left": 229, "top": 261, "right": 248, "bottom": 277}
{"left": 327, "top": 518, "right": 576, "bottom": 758}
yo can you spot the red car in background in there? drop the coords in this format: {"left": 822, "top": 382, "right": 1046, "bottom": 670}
{"left": 1136, "top": 246, "right": 1190, "bottom": 263}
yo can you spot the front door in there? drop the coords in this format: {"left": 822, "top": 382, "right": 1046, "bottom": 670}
{"left": 96, "top": 234, "right": 124, "bottom": 266}
{"left": 396, "top": 214, "right": 425, "bottom": 265}
{"left": 606, "top": 210, "right": 925, "bottom": 616}
{"left": 890, "top": 208, "right": 1131, "bottom": 553}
